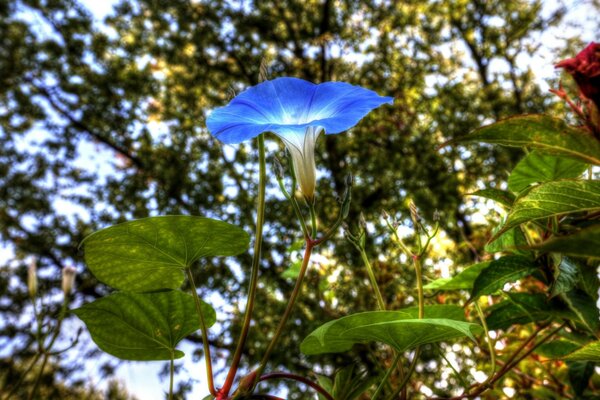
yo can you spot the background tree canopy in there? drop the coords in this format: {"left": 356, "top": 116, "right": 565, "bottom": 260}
{"left": 0, "top": 0, "right": 598, "bottom": 398}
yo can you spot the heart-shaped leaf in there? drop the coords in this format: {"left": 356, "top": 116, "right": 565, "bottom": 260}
{"left": 459, "top": 115, "right": 600, "bottom": 165}
{"left": 469, "top": 189, "right": 515, "bottom": 208}
{"left": 81, "top": 216, "right": 250, "bottom": 291}
{"left": 73, "top": 290, "right": 215, "bottom": 361}
{"left": 300, "top": 305, "right": 481, "bottom": 355}
{"left": 508, "top": 151, "right": 588, "bottom": 193}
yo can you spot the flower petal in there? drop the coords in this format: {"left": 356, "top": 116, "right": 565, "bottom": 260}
{"left": 207, "top": 78, "right": 393, "bottom": 144}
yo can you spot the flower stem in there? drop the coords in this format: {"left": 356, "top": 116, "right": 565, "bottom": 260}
{"left": 253, "top": 241, "right": 314, "bottom": 386}
{"left": 221, "top": 134, "right": 267, "bottom": 397}
{"left": 186, "top": 267, "right": 217, "bottom": 396}
{"left": 309, "top": 203, "right": 318, "bottom": 240}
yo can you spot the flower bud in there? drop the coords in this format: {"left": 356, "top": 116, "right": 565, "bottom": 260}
{"left": 27, "top": 260, "right": 37, "bottom": 298}
{"left": 62, "top": 266, "right": 76, "bottom": 296}
{"left": 556, "top": 42, "right": 600, "bottom": 111}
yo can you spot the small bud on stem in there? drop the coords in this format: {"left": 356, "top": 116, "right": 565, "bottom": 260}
{"left": 62, "top": 266, "right": 76, "bottom": 296}
{"left": 27, "top": 259, "right": 37, "bottom": 298}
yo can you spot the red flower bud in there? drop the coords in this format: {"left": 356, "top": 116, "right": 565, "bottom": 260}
{"left": 556, "top": 42, "right": 600, "bottom": 110}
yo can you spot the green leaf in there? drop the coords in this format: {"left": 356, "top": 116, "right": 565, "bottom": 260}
{"left": 81, "top": 216, "right": 250, "bottom": 292}
{"left": 508, "top": 151, "right": 588, "bottom": 193}
{"left": 496, "top": 180, "right": 600, "bottom": 237}
{"left": 469, "top": 188, "right": 515, "bottom": 207}
{"left": 561, "top": 289, "right": 600, "bottom": 334}
{"left": 484, "top": 226, "right": 529, "bottom": 255}
{"left": 566, "top": 360, "right": 594, "bottom": 396}
{"left": 565, "top": 341, "right": 600, "bottom": 362}
{"left": 424, "top": 262, "right": 490, "bottom": 291}
{"left": 281, "top": 260, "right": 302, "bottom": 279}
{"left": 471, "top": 256, "right": 538, "bottom": 299}
{"left": 535, "top": 340, "right": 580, "bottom": 358}
{"left": 551, "top": 256, "right": 580, "bottom": 297}
{"left": 459, "top": 115, "right": 600, "bottom": 165}
{"left": 531, "top": 224, "right": 600, "bottom": 259}
{"left": 73, "top": 290, "right": 215, "bottom": 361}
{"left": 486, "top": 293, "right": 552, "bottom": 330}
{"left": 300, "top": 305, "right": 481, "bottom": 355}
{"left": 579, "top": 264, "right": 600, "bottom": 303}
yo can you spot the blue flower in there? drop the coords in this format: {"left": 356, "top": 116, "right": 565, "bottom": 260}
{"left": 207, "top": 77, "right": 393, "bottom": 201}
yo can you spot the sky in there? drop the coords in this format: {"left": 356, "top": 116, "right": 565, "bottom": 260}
{"left": 5, "top": 0, "right": 600, "bottom": 398}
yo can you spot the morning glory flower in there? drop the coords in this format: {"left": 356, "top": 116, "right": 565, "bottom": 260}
{"left": 207, "top": 77, "right": 393, "bottom": 201}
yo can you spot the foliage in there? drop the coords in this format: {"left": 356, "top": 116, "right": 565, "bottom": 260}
{"left": 1, "top": 0, "right": 599, "bottom": 399}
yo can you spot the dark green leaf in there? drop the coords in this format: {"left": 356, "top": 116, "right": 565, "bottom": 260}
{"left": 531, "top": 225, "right": 600, "bottom": 259}
{"left": 496, "top": 180, "right": 600, "bottom": 238}
{"left": 73, "top": 290, "right": 214, "bottom": 361}
{"left": 551, "top": 256, "right": 580, "bottom": 297}
{"left": 566, "top": 360, "right": 594, "bottom": 396}
{"left": 459, "top": 115, "right": 600, "bottom": 165}
{"left": 561, "top": 289, "right": 600, "bottom": 334}
{"left": 471, "top": 256, "right": 538, "bottom": 299}
{"left": 300, "top": 305, "right": 481, "bottom": 355}
{"left": 82, "top": 216, "right": 250, "bottom": 292}
{"left": 486, "top": 293, "right": 552, "bottom": 330}
{"left": 579, "top": 265, "right": 600, "bottom": 303}
{"left": 424, "top": 262, "right": 490, "bottom": 291}
{"left": 469, "top": 188, "right": 515, "bottom": 207}
{"left": 565, "top": 341, "right": 600, "bottom": 362}
{"left": 508, "top": 151, "right": 588, "bottom": 193}
{"left": 535, "top": 340, "right": 580, "bottom": 358}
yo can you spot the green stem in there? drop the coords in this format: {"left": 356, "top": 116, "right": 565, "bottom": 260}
{"left": 389, "top": 255, "right": 424, "bottom": 398}
{"left": 28, "top": 298, "right": 69, "bottom": 400}
{"left": 186, "top": 268, "right": 217, "bottom": 396}
{"left": 253, "top": 241, "right": 314, "bottom": 386}
{"left": 2, "top": 353, "right": 41, "bottom": 400}
{"left": 474, "top": 301, "right": 496, "bottom": 381}
{"left": 437, "top": 344, "right": 469, "bottom": 389}
{"left": 372, "top": 352, "right": 401, "bottom": 400}
{"left": 357, "top": 243, "right": 385, "bottom": 311}
{"left": 309, "top": 203, "right": 318, "bottom": 240}
{"left": 221, "top": 134, "right": 267, "bottom": 397}
{"left": 388, "top": 348, "right": 421, "bottom": 400}
{"left": 169, "top": 355, "right": 175, "bottom": 400}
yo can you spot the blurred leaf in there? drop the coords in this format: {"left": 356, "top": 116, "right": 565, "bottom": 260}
{"left": 495, "top": 180, "right": 600, "bottom": 238}
{"left": 508, "top": 151, "right": 588, "bottom": 193}
{"left": 469, "top": 188, "right": 515, "bottom": 207}
{"left": 561, "top": 289, "right": 600, "bottom": 334}
{"left": 535, "top": 340, "right": 580, "bottom": 358}
{"left": 316, "top": 375, "right": 333, "bottom": 400}
{"left": 82, "top": 216, "right": 250, "bottom": 291}
{"left": 551, "top": 257, "right": 580, "bottom": 297}
{"left": 73, "top": 290, "right": 214, "bottom": 361}
{"left": 459, "top": 115, "right": 600, "bottom": 165}
{"left": 424, "top": 262, "right": 490, "bottom": 291}
{"left": 565, "top": 341, "right": 600, "bottom": 362}
{"left": 486, "top": 293, "right": 552, "bottom": 330}
{"left": 300, "top": 305, "right": 481, "bottom": 355}
{"left": 281, "top": 260, "right": 302, "bottom": 279}
{"left": 531, "top": 225, "right": 600, "bottom": 259}
{"left": 566, "top": 360, "right": 594, "bottom": 396}
{"left": 484, "top": 226, "right": 529, "bottom": 255}
{"left": 471, "top": 256, "right": 538, "bottom": 299}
